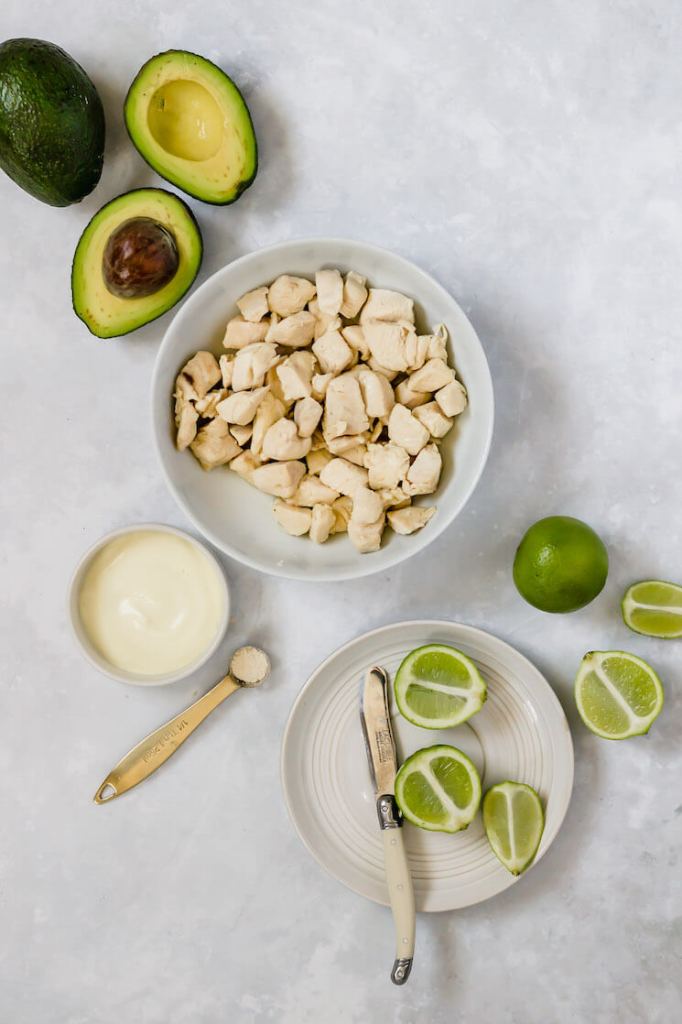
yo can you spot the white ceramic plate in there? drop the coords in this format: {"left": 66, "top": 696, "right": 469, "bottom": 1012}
{"left": 281, "top": 620, "right": 574, "bottom": 912}
{"left": 152, "top": 238, "right": 494, "bottom": 581}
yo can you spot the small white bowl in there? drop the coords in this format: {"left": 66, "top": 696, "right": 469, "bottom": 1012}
{"left": 68, "top": 523, "right": 230, "bottom": 686}
{"left": 152, "top": 238, "right": 494, "bottom": 581}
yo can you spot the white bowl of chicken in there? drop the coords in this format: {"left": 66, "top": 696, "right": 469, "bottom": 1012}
{"left": 152, "top": 238, "right": 494, "bottom": 581}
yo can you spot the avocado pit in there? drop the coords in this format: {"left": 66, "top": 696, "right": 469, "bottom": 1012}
{"left": 103, "top": 217, "right": 179, "bottom": 299}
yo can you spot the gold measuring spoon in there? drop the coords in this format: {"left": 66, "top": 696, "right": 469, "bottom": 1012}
{"left": 94, "top": 646, "right": 271, "bottom": 804}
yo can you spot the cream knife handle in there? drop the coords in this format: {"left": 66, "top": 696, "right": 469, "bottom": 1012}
{"left": 94, "top": 675, "right": 241, "bottom": 803}
{"left": 378, "top": 796, "right": 415, "bottom": 985}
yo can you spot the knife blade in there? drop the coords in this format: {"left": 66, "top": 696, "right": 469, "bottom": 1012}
{"left": 360, "top": 666, "right": 416, "bottom": 985}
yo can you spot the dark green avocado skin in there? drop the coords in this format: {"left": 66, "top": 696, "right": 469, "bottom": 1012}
{"left": 0, "top": 38, "right": 105, "bottom": 206}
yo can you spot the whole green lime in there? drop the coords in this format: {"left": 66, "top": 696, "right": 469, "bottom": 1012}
{"left": 513, "top": 516, "right": 608, "bottom": 613}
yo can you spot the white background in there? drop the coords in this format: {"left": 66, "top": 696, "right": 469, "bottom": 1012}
{"left": 1, "top": 2, "right": 680, "bottom": 1021}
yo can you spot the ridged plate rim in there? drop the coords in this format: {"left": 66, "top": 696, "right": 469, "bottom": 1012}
{"left": 280, "top": 619, "right": 574, "bottom": 912}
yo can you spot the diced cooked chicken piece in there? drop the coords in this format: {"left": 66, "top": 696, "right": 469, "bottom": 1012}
{"left": 294, "top": 397, "right": 323, "bottom": 438}
{"left": 175, "top": 398, "right": 198, "bottom": 451}
{"left": 327, "top": 433, "right": 368, "bottom": 455}
{"left": 289, "top": 474, "right": 339, "bottom": 506}
{"left": 190, "top": 418, "right": 241, "bottom": 470}
{"left": 312, "top": 330, "right": 353, "bottom": 375}
{"left": 363, "top": 322, "right": 410, "bottom": 373}
{"left": 365, "top": 442, "right": 410, "bottom": 490}
{"left": 175, "top": 372, "right": 199, "bottom": 405}
{"left": 435, "top": 380, "right": 467, "bottom": 417}
{"left": 251, "top": 460, "right": 306, "bottom": 498}
{"left": 231, "top": 342, "right": 280, "bottom": 391}
{"left": 340, "top": 271, "right": 368, "bottom": 319}
{"left": 413, "top": 401, "right": 454, "bottom": 438}
{"left": 388, "top": 506, "right": 436, "bottom": 535}
{"left": 403, "top": 443, "right": 442, "bottom": 496}
{"left": 358, "top": 370, "right": 395, "bottom": 419}
{"left": 395, "top": 378, "right": 431, "bottom": 410}
{"left": 341, "top": 444, "right": 367, "bottom": 467}
{"left": 404, "top": 332, "right": 430, "bottom": 371}
{"left": 272, "top": 500, "right": 312, "bottom": 537}
{"left": 315, "top": 269, "right": 343, "bottom": 316}
{"left": 360, "top": 289, "right": 415, "bottom": 325}
{"left": 331, "top": 495, "right": 353, "bottom": 533}
{"left": 265, "top": 364, "right": 290, "bottom": 408}
{"left": 348, "top": 513, "right": 385, "bottom": 553}
{"left": 369, "top": 420, "right": 385, "bottom": 442}
{"left": 306, "top": 448, "right": 333, "bottom": 475}
{"left": 309, "top": 503, "right": 336, "bottom": 544}
{"left": 409, "top": 358, "right": 455, "bottom": 393}
{"left": 229, "top": 423, "right": 253, "bottom": 446}
{"left": 262, "top": 418, "right": 312, "bottom": 461}
{"left": 351, "top": 486, "right": 384, "bottom": 525}
{"left": 387, "top": 404, "right": 430, "bottom": 456}
{"left": 178, "top": 351, "right": 221, "bottom": 399}
{"left": 324, "top": 373, "right": 370, "bottom": 439}
{"left": 268, "top": 275, "right": 316, "bottom": 316}
{"left": 195, "top": 388, "right": 229, "bottom": 418}
{"left": 252, "top": 392, "right": 285, "bottom": 456}
{"left": 341, "top": 325, "right": 370, "bottom": 359}
{"left": 223, "top": 317, "right": 269, "bottom": 350}
{"left": 230, "top": 450, "right": 261, "bottom": 481}
{"left": 276, "top": 350, "right": 316, "bottom": 402}
{"left": 267, "top": 311, "right": 316, "bottom": 348}
{"left": 217, "top": 385, "right": 270, "bottom": 425}
{"left": 425, "top": 326, "right": 449, "bottom": 362}
{"left": 236, "top": 286, "right": 270, "bottom": 323}
{"left": 378, "top": 487, "right": 411, "bottom": 510}
{"left": 311, "top": 372, "right": 333, "bottom": 400}
{"left": 219, "top": 354, "right": 235, "bottom": 389}
{"left": 308, "top": 298, "right": 341, "bottom": 339}
{"left": 320, "top": 458, "right": 369, "bottom": 497}
{"left": 367, "top": 357, "right": 399, "bottom": 382}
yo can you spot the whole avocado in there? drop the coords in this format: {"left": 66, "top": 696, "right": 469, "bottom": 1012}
{"left": 0, "top": 38, "right": 105, "bottom": 206}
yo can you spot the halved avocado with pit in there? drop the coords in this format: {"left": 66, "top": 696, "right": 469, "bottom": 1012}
{"left": 72, "top": 188, "right": 202, "bottom": 338}
{"left": 124, "top": 50, "right": 257, "bottom": 205}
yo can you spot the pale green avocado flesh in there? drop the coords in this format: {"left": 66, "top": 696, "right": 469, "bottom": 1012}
{"left": 71, "top": 188, "right": 202, "bottom": 338}
{"left": 124, "top": 50, "right": 257, "bottom": 205}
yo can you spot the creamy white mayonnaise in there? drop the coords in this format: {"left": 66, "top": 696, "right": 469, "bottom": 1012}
{"left": 78, "top": 530, "right": 225, "bottom": 676}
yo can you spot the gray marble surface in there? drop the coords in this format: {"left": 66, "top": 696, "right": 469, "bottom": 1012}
{"left": 1, "top": 2, "right": 681, "bottom": 1021}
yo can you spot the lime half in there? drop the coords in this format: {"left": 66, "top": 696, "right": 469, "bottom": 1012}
{"left": 394, "top": 644, "right": 486, "bottom": 729}
{"left": 395, "top": 745, "right": 481, "bottom": 833}
{"left": 622, "top": 580, "right": 682, "bottom": 639}
{"left": 574, "top": 650, "right": 664, "bottom": 740}
{"left": 482, "top": 782, "right": 545, "bottom": 875}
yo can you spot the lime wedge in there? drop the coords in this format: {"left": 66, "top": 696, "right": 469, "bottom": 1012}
{"left": 482, "top": 782, "right": 544, "bottom": 875}
{"left": 394, "top": 745, "right": 481, "bottom": 833}
{"left": 394, "top": 644, "right": 486, "bottom": 729}
{"left": 622, "top": 580, "right": 682, "bottom": 639}
{"left": 574, "top": 650, "right": 664, "bottom": 740}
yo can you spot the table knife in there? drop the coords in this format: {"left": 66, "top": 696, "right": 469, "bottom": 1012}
{"left": 360, "top": 665, "right": 416, "bottom": 985}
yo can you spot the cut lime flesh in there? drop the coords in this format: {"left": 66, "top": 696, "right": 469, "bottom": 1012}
{"left": 395, "top": 745, "right": 481, "bottom": 833}
{"left": 622, "top": 580, "right": 682, "bottom": 639}
{"left": 574, "top": 650, "right": 664, "bottom": 740}
{"left": 483, "top": 782, "right": 544, "bottom": 875}
{"left": 394, "top": 644, "right": 487, "bottom": 729}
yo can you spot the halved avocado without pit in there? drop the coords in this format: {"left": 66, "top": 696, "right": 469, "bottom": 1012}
{"left": 72, "top": 188, "right": 202, "bottom": 338}
{"left": 124, "top": 50, "right": 257, "bottom": 205}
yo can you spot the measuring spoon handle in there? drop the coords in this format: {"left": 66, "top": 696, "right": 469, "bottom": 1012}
{"left": 94, "top": 674, "right": 241, "bottom": 803}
